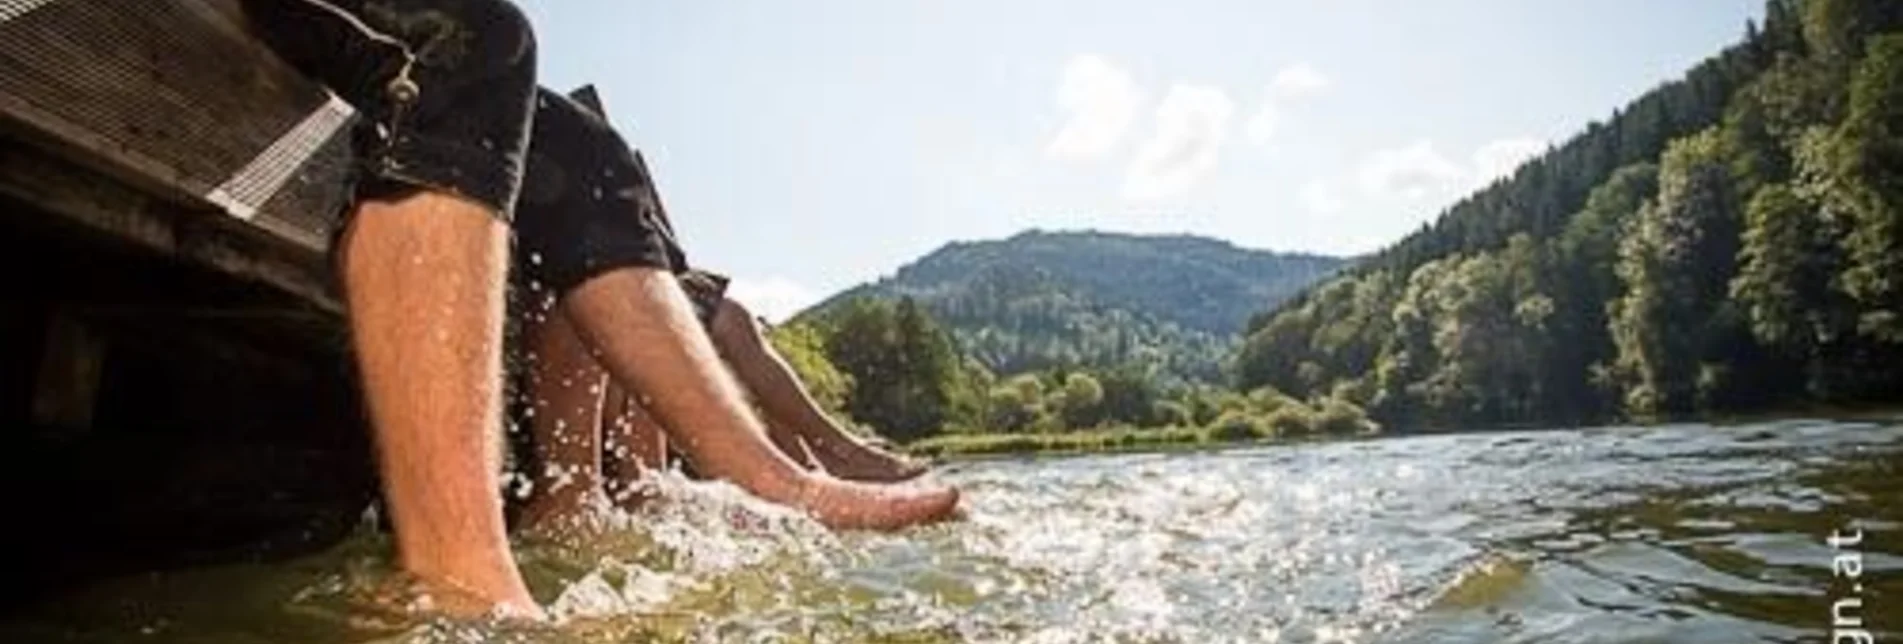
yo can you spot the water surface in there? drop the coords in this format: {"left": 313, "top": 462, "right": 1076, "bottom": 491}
{"left": 4, "top": 420, "right": 1899, "bottom": 642}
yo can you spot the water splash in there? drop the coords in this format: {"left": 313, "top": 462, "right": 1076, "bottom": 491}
{"left": 2, "top": 421, "right": 1899, "bottom": 642}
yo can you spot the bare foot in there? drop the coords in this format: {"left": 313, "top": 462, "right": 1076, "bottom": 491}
{"left": 517, "top": 481, "right": 609, "bottom": 540}
{"left": 420, "top": 574, "right": 544, "bottom": 622}
{"left": 342, "top": 567, "right": 546, "bottom": 626}
{"left": 816, "top": 440, "right": 932, "bottom": 482}
{"left": 516, "top": 506, "right": 603, "bottom": 544}
{"left": 791, "top": 474, "right": 961, "bottom": 531}
{"left": 399, "top": 549, "right": 546, "bottom": 622}
{"left": 607, "top": 478, "right": 664, "bottom": 513}
{"left": 411, "top": 578, "right": 545, "bottom": 623}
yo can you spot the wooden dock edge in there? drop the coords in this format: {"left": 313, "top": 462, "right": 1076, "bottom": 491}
{"left": 0, "top": 135, "right": 341, "bottom": 313}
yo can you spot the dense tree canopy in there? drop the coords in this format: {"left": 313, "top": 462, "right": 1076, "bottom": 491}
{"left": 1236, "top": 0, "right": 1903, "bottom": 431}
{"left": 804, "top": 297, "right": 971, "bottom": 443}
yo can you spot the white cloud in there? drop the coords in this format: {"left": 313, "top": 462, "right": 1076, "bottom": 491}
{"left": 1123, "top": 84, "right": 1236, "bottom": 200}
{"left": 1244, "top": 103, "right": 1281, "bottom": 145}
{"left": 727, "top": 276, "right": 821, "bottom": 323}
{"left": 1268, "top": 62, "right": 1331, "bottom": 99}
{"left": 1472, "top": 137, "right": 1546, "bottom": 185}
{"left": 1044, "top": 55, "right": 1142, "bottom": 162}
{"left": 1358, "top": 140, "right": 1465, "bottom": 201}
{"left": 1245, "top": 63, "right": 1329, "bottom": 146}
{"left": 1302, "top": 179, "right": 1344, "bottom": 215}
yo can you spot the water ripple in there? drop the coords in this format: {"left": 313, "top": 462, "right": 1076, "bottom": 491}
{"left": 2, "top": 420, "right": 1899, "bottom": 642}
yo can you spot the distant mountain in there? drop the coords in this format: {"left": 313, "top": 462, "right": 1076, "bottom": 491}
{"left": 799, "top": 230, "right": 1346, "bottom": 382}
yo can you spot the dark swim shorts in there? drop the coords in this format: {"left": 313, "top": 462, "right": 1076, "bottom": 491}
{"left": 514, "top": 88, "right": 730, "bottom": 323}
{"left": 242, "top": 0, "right": 538, "bottom": 219}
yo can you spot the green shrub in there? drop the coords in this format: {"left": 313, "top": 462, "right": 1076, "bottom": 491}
{"left": 1246, "top": 387, "right": 1304, "bottom": 414}
{"left": 1151, "top": 400, "right": 1193, "bottom": 427}
{"left": 1312, "top": 397, "right": 1378, "bottom": 435}
{"left": 1207, "top": 410, "right": 1271, "bottom": 442}
{"left": 907, "top": 424, "right": 1214, "bottom": 456}
{"left": 1261, "top": 405, "right": 1315, "bottom": 436}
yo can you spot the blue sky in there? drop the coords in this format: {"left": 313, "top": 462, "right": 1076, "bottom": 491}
{"left": 518, "top": 0, "right": 1763, "bottom": 320}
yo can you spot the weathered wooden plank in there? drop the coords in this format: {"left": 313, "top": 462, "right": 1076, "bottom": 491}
{"left": 0, "top": 0, "right": 60, "bottom": 24}
{"left": 0, "top": 1, "right": 313, "bottom": 191}
{"left": 175, "top": 212, "right": 340, "bottom": 313}
{"left": 0, "top": 139, "right": 340, "bottom": 311}
{"left": 0, "top": 0, "right": 355, "bottom": 303}
{"left": 0, "top": 134, "right": 177, "bottom": 252}
{"left": 30, "top": 307, "right": 106, "bottom": 432}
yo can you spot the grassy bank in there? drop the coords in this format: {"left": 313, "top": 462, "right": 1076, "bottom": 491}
{"left": 906, "top": 407, "right": 1903, "bottom": 458}
{"left": 906, "top": 394, "right": 1382, "bottom": 457}
{"left": 906, "top": 426, "right": 1226, "bottom": 458}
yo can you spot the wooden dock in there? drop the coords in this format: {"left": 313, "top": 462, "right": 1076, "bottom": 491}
{"left": 0, "top": 0, "right": 380, "bottom": 602}
{"left": 1, "top": 0, "right": 355, "bottom": 309}
{"left": 2, "top": 0, "right": 361, "bottom": 424}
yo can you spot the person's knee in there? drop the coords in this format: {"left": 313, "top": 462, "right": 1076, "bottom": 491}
{"left": 375, "top": 0, "right": 540, "bottom": 101}
{"left": 710, "top": 298, "right": 762, "bottom": 346}
{"left": 392, "top": 0, "right": 535, "bottom": 90}
{"left": 564, "top": 265, "right": 684, "bottom": 318}
{"left": 461, "top": 0, "right": 537, "bottom": 75}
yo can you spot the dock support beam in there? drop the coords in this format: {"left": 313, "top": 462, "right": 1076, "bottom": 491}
{"left": 31, "top": 307, "right": 105, "bottom": 432}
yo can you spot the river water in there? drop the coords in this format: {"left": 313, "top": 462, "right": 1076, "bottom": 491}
{"left": 2, "top": 419, "right": 1898, "bottom": 642}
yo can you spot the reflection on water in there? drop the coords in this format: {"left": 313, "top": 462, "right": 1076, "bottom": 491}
{"left": 1, "top": 419, "right": 1898, "bottom": 642}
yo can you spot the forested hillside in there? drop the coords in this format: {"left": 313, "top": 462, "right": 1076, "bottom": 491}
{"left": 803, "top": 230, "right": 1343, "bottom": 382}
{"left": 1236, "top": 0, "right": 1903, "bottom": 430}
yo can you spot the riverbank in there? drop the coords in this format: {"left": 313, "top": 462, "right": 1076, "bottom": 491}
{"left": 909, "top": 426, "right": 1261, "bottom": 458}
{"left": 906, "top": 407, "right": 1903, "bottom": 458}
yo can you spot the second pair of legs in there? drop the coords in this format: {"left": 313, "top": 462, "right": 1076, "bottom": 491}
{"left": 513, "top": 272, "right": 953, "bottom": 534}
{"left": 502, "top": 88, "right": 958, "bottom": 535}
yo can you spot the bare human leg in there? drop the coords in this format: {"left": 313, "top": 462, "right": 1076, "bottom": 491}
{"left": 516, "top": 297, "right": 610, "bottom": 535}
{"left": 599, "top": 387, "right": 670, "bottom": 509}
{"left": 706, "top": 299, "right": 927, "bottom": 482}
{"left": 561, "top": 267, "right": 959, "bottom": 531}
{"left": 752, "top": 392, "right": 827, "bottom": 473}
{"left": 598, "top": 376, "right": 830, "bottom": 511}
{"left": 339, "top": 193, "right": 542, "bottom": 620}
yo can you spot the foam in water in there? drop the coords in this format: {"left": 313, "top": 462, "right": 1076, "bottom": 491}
{"left": 1, "top": 422, "right": 1897, "bottom": 642}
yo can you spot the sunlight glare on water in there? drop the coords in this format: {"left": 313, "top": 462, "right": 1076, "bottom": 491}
{"left": 1, "top": 419, "right": 1898, "bottom": 643}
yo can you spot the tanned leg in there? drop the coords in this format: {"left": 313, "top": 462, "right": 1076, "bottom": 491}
{"left": 339, "top": 193, "right": 541, "bottom": 619}
{"left": 561, "top": 267, "right": 958, "bottom": 531}
{"left": 706, "top": 299, "right": 926, "bottom": 482}
{"left": 598, "top": 379, "right": 827, "bottom": 510}
{"left": 516, "top": 301, "right": 609, "bottom": 535}
{"left": 756, "top": 400, "right": 826, "bottom": 472}
{"left": 599, "top": 385, "right": 670, "bottom": 509}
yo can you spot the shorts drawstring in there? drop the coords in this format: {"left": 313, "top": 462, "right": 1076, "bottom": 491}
{"left": 288, "top": 0, "right": 420, "bottom": 106}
